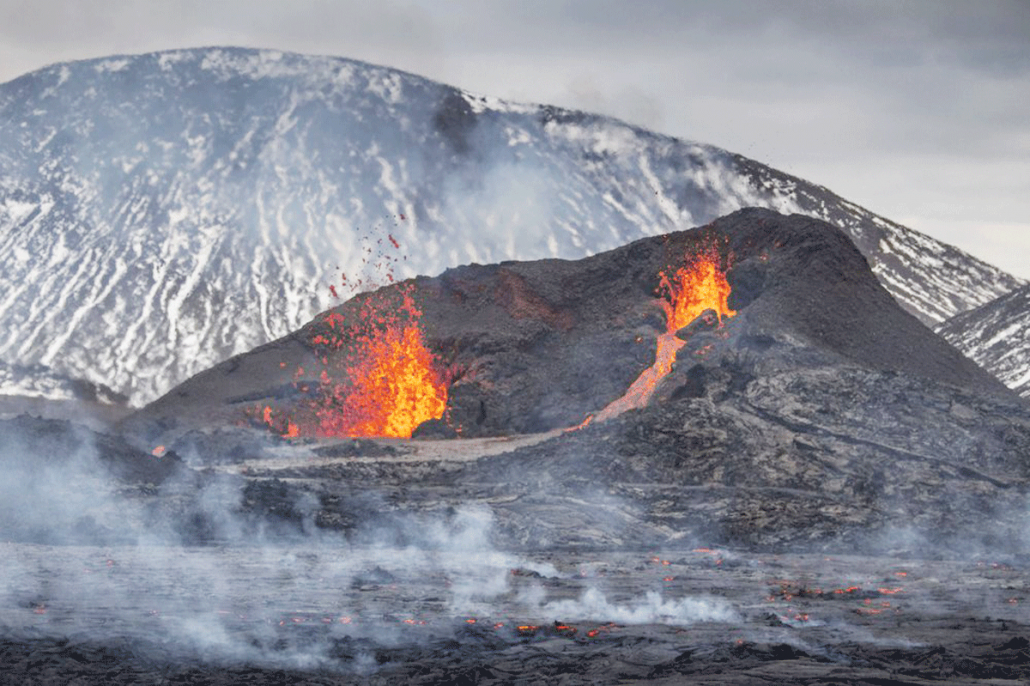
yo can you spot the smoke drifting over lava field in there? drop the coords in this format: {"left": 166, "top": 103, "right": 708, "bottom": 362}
{"left": 4, "top": 208, "right": 1030, "bottom": 683}
{"left": 3, "top": 47, "right": 1030, "bottom": 684}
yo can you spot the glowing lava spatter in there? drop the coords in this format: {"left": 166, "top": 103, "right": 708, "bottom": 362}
{"left": 584, "top": 241, "right": 734, "bottom": 425}
{"left": 253, "top": 224, "right": 448, "bottom": 439}
{"left": 257, "top": 405, "right": 299, "bottom": 437}
{"left": 315, "top": 289, "right": 448, "bottom": 438}
{"left": 303, "top": 284, "right": 448, "bottom": 439}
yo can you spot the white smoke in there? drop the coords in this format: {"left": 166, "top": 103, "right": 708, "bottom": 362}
{"left": 535, "top": 586, "right": 737, "bottom": 625}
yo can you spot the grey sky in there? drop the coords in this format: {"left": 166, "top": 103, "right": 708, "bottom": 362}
{"left": 2, "top": 0, "right": 1027, "bottom": 279}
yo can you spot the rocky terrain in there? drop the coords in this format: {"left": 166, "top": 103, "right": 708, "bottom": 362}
{"left": 4, "top": 543, "right": 1030, "bottom": 685}
{"left": 117, "top": 208, "right": 1028, "bottom": 552}
{"left": 3, "top": 209, "right": 1030, "bottom": 683}
{"left": 938, "top": 284, "right": 1030, "bottom": 399}
{"left": 1, "top": 47, "right": 1021, "bottom": 405}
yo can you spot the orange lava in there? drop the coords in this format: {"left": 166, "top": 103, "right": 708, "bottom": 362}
{"left": 253, "top": 285, "right": 448, "bottom": 440}
{"left": 258, "top": 405, "right": 300, "bottom": 438}
{"left": 584, "top": 241, "right": 734, "bottom": 425}
{"left": 314, "top": 288, "right": 448, "bottom": 438}
{"left": 283, "top": 419, "right": 300, "bottom": 438}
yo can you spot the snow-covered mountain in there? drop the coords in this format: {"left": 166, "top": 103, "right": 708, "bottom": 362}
{"left": 0, "top": 47, "right": 1021, "bottom": 404}
{"left": 0, "top": 361, "right": 126, "bottom": 405}
{"left": 937, "top": 285, "right": 1030, "bottom": 398}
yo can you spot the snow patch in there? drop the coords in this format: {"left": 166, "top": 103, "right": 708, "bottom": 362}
{"left": 93, "top": 58, "right": 130, "bottom": 74}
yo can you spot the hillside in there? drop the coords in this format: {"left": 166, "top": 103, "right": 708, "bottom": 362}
{"left": 938, "top": 284, "right": 1030, "bottom": 398}
{"left": 0, "top": 47, "right": 1019, "bottom": 404}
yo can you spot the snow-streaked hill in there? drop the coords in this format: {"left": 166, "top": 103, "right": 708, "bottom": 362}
{"left": 0, "top": 47, "right": 1020, "bottom": 404}
{"left": 0, "top": 361, "right": 126, "bottom": 404}
{"left": 937, "top": 285, "right": 1030, "bottom": 398}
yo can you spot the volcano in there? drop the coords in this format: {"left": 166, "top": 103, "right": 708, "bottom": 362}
{"left": 132, "top": 208, "right": 1011, "bottom": 436}
{"left": 0, "top": 47, "right": 1022, "bottom": 406}
{"left": 127, "top": 208, "right": 1027, "bottom": 551}
{"left": 4, "top": 209, "right": 1030, "bottom": 684}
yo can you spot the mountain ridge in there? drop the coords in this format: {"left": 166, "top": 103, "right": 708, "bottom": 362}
{"left": 1, "top": 47, "right": 1020, "bottom": 404}
{"left": 128, "top": 208, "right": 1014, "bottom": 442}
{"left": 938, "top": 284, "right": 1030, "bottom": 398}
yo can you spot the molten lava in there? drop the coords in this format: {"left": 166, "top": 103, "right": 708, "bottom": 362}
{"left": 257, "top": 405, "right": 300, "bottom": 438}
{"left": 252, "top": 284, "right": 448, "bottom": 440}
{"left": 314, "top": 287, "right": 448, "bottom": 438}
{"left": 585, "top": 241, "right": 735, "bottom": 424}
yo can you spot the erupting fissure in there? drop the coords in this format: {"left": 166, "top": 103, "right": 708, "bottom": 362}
{"left": 315, "top": 289, "right": 448, "bottom": 438}
{"left": 583, "top": 241, "right": 735, "bottom": 425}
{"left": 257, "top": 284, "right": 449, "bottom": 439}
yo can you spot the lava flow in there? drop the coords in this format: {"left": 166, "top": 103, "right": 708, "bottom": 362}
{"left": 585, "top": 241, "right": 734, "bottom": 425}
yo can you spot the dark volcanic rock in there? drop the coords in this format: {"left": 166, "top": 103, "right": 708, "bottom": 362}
{"left": 128, "top": 208, "right": 1012, "bottom": 442}
{"left": 0, "top": 415, "right": 181, "bottom": 485}
{"left": 118, "top": 208, "right": 1030, "bottom": 553}
{"left": 166, "top": 425, "right": 284, "bottom": 464}
{"left": 463, "top": 361, "right": 1030, "bottom": 551}
{"left": 0, "top": 415, "right": 184, "bottom": 544}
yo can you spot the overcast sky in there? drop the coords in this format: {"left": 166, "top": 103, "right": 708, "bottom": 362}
{"left": 2, "top": 0, "right": 1027, "bottom": 279}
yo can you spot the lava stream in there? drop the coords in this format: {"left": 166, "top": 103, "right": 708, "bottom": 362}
{"left": 586, "top": 246, "right": 734, "bottom": 424}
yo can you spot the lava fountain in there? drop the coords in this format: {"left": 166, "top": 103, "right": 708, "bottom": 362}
{"left": 314, "top": 287, "right": 448, "bottom": 438}
{"left": 259, "top": 285, "right": 448, "bottom": 439}
{"left": 584, "top": 242, "right": 735, "bottom": 425}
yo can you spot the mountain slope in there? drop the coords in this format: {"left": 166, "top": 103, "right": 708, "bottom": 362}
{"left": 129, "top": 208, "right": 1013, "bottom": 440}
{"left": 128, "top": 209, "right": 1028, "bottom": 553}
{"left": 937, "top": 284, "right": 1030, "bottom": 398}
{"left": 0, "top": 47, "right": 1020, "bottom": 404}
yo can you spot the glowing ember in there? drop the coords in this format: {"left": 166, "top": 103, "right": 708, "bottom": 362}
{"left": 583, "top": 240, "right": 734, "bottom": 425}
{"left": 554, "top": 622, "right": 578, "bottom": 636}
{"left": 834, "top": 586, "right": 862, "bottom": 595}
{"left": 283, "top": 420, "right": 300, "bottom": 438}
{"left": 256, "top": 405, "right": 299, "bottom": 438}
{"left": 586, "top": 622, "right": 618, "bottom": 638}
